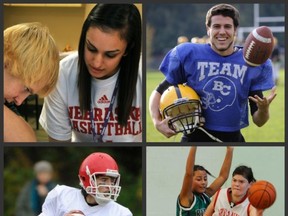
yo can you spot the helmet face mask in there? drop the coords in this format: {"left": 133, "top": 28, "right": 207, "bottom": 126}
{"left": 160, "top": 84, "right": 205, "bottom": 134}
{"left": 85, "top": 171, "right": 121, "bottom": 205}
{"left": 78, "top": 153, "right": 121, "bottom": 205}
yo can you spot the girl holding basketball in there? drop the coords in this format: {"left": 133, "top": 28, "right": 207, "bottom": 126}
{"left": 204, "top": 165, "right": 264, "bottom": 216}
{"left": 177, "top": 146, "right": 234, "bottom": 216}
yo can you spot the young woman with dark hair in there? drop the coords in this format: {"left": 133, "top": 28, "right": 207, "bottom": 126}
{"left": 40, "top": 4, "right": 142, "bottom": 142}
{"left": 204, "top": 165, "right": 264, "bottom": 216}
{"left": 177, "top": 146, "right": 234, "bottom": 216}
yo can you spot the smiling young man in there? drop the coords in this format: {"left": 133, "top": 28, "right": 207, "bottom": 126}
{"left": 149, "top": 4, "right": 276, "bottom": 142}
{"left": 4, "top": 22, "right": 59, "bottom": 142}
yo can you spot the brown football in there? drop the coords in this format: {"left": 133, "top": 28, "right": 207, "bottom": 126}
{"left": 243, "top": 26, "right": 274, "bottom": 66}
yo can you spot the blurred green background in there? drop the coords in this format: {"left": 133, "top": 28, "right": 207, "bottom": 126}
{"left": 146, "top": 70, "right": 285, "bottom": 142}
{"left": 146, "top": 3, "right": 285, "bottom": 70}
{"left": 4, "top": 147, "right": 142, "bottom": 216}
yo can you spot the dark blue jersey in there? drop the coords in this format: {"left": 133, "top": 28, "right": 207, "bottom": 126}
{"left": 160, "top": 43, "right": 274, "bottom": 132}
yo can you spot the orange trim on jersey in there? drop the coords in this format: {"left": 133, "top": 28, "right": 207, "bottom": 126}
{"left": 213, "top": 189, "right": 221, "bottom": 209}
{"left": 247, "top": 203, "right": 251, "bottom": 216}
{"left": 227, "top": 188, "right": 248, "bottom": 207}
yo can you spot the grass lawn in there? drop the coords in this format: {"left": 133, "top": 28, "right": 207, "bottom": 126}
{"left": 146, "top": 69, "right": 285, "bottom": 143}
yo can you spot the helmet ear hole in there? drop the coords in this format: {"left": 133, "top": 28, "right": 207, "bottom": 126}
{"left": 160, "top": 84, "right": 205, "bottom": 134}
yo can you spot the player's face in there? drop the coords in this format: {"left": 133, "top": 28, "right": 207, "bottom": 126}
{"left": 4, "top": 67, "right": 43, "bottom": 105}
{"left": 192, "top": 170, "right": 208, "bottom": 193}
{"left": 84, "top": 26, "right": 128, "bottom": 79}
{"left": 96, "top": 175, "right": 116, "bottom": 194}
{"left": 231, "top": 174, "right": 251, "bottom": 198}
{"left": 207, "top": 15, "right": 237, "bottom": 56}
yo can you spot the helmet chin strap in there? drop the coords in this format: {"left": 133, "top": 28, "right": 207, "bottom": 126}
{"left": 197, "top": 127, "right": 223, "bottom": 142}
{"left": 187, "top": 115, "right": 222, "bottom": 142}
{"left": 94, "top": 195, "right": 111, "bottom": 205}
{"left": 81, "top": 188, "right": 98, "bottom": 206}
{"left": 81, "top": 188, "right": 111, "bottom": 206}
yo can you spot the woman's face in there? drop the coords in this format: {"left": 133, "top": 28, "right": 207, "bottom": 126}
{"left": 231, "top": 174, "right": 251, "bottom": 198}
{"left": 192, "top": 170, "right": 208, "bottom": 194}
{"left": 84, "top": 26, "right": 128, "bottom": 79}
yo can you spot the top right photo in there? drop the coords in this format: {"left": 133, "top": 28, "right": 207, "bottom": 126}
{"left": 146, "top": 3, "right": 285, "bottom": 143}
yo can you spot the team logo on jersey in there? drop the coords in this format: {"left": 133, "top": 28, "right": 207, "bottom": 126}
{"left": 97, "top": 95, "right": 110, "bottom": 104}
{"left": 68, "top": 106, "right": 142, "bottom": 141}
{"left": 202, "top": 76, "right": 236, "bottom": 111}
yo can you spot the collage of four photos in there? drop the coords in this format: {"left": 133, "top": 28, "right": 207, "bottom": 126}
{"left": 3, "top": 3, "right": 285, "bottom": 216}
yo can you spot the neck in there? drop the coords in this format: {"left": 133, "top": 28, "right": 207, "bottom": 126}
{"left": 210, "top": 42, "right": 235, "bottom": 56}
{"left": 230, "top": 190, "right": 247, "bottom": 204}
{"left": 85, "top": 195, "right": 98, "bottom": 206}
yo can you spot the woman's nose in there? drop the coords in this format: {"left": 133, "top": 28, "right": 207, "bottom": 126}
{"left": 92, "top": 54, "right": 104, "bottom": 68}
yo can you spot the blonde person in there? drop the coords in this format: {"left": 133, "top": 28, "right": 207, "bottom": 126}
{"left": 4, "top": 22, "right": 59, "bottom": 142}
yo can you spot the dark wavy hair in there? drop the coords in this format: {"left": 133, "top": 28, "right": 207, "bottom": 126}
{"left": 206, "top": 4, "right": 240, "bottom": 28}
{"left": 78, "top": 4, "right": 142, "bottom": 126}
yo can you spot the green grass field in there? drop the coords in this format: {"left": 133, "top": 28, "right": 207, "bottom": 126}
{"left": 146, "top": 70, "right": 285, "bottom": 142}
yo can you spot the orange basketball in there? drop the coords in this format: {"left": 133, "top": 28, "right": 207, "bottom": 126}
{"left": 248, "top": 180, "right": 276, "bottom": 209}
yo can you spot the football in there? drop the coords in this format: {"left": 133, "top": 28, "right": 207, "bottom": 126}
{"left": 243, "top": 26, "right": 274, "bottom": 66}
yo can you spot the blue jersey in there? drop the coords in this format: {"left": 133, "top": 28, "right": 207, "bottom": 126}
{"left": 176, "top": 193, "right": 211, "bottom": 216}
{"left": 160, "top": 43, "right": 274, "bottom": 131}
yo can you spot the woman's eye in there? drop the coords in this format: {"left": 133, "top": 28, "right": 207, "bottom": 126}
{"left": 106, "top": 54, "right": 116, "bottom": 58}
{"left": 88, "top": 47, "right": 97, "bottom": 52}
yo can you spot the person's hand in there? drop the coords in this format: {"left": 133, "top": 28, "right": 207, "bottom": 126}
{"left": 155, "top": 117, "right": 177, "bottom": 138}
{"left": 256, "top": 208, "right": 264, "bottom": 216}
{"left": 249, "top": 86, "right": 277, "bottom": 112}
{"left": 226, "top": 146, "right": 234, "bottom": 151}
{"left": 37, "top": 185, "right": 49, "bottom": 197}
{"left": 64, "top": 210, "right": 85, "bottom": 216}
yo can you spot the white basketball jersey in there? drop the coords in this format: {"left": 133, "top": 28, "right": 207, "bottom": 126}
{"left": 212, "top": 188, "right": 251, "bottom": 216}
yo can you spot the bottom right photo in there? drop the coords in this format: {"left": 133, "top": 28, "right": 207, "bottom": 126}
{"left": 147, "top": 146, "right": 284, "bottom": 216}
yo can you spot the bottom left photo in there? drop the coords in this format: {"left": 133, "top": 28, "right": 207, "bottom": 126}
{"left": 4, "top": 146, "right": 142, "bottom": 216}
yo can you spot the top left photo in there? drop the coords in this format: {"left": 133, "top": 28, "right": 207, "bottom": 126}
{"left": 3, "top": 3, "right": 143, "bottom": 143}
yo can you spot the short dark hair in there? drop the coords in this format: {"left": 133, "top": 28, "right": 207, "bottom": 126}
{"left": 232, "top": 165, "right": 256, "bottom": 183}
{"left": 78, "top": 4, "right": 142, "bottom": 126}
{"left": 206, "top": 4, "right": 240, "bottom": 28}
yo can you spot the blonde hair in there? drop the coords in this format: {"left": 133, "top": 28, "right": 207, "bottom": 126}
{"left": 4, "top": 22, "right": 59, "bottom": 97}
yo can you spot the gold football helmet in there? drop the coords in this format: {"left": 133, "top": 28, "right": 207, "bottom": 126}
{"left": 159, "top": 84, "right": 205, "bottom": 134}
